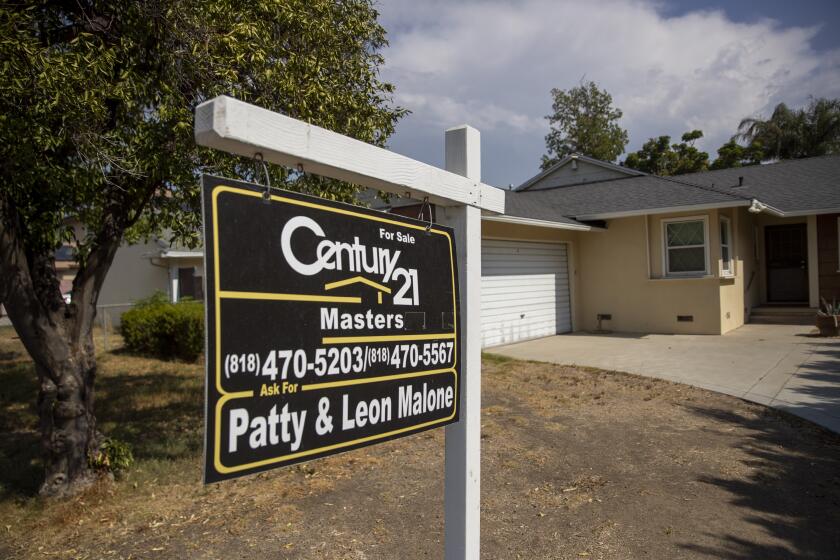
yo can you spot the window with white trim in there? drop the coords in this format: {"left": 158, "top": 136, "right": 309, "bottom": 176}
{"left": 720, "top": 216, "right": 733, "bottom": 276}
{"left": 663, "top": 217, "right": 709, "bottom": 276}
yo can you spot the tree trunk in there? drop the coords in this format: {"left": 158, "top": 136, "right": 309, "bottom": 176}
{"left": 3, "top": 285, "right": 106, "bottom": 497}
{"left": 35, "top": 331, "right": 102, "bottom": 497}
{"left": 2, "top": 197, "right": 121, "bottom": 497}
{"left": 2, "top": 183, "right": 143, "bottom": 497}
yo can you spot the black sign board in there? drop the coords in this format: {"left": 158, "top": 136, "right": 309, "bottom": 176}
{"left": 201, "top": 175, "right": 460, "bottom": 483}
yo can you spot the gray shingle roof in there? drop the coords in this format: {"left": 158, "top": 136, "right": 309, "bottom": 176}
{"left": 507, "top": 174, "right": 748, "bottom": 220}
{"left": 502, "top": 191, "right": 593, "bottom": 226}
{"left": 676, "top": 155, "right": 840, "bottom": 213}
{"left": 505, "top": 155, "right": 840, "bottom": 221}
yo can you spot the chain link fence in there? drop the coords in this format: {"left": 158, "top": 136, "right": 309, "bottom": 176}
{"left": 96, "top": 303, "right": 136, "bottom": 353}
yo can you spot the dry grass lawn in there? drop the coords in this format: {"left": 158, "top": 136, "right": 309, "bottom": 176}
{"left": 1, "top": 326, "right": 839, "bottom": 559}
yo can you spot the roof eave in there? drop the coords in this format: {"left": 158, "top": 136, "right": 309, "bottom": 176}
{"left": 482, "top": 214, "right": 603, "bottom": 232}
{"left": 575, "top": 200, "right": 752, "bottom": 221}
{"left": 769, "top": 207, "right": 840, "bottom": 217}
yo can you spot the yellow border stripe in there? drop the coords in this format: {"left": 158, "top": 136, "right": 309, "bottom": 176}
{"left": 220, "top": 290, "right": 361, "bottom": 304}
{"left": 301, "top": 368, "right": 453, "bottom": 391}
{"left": 322, "top": 332, "right": 456, "bottom": 345}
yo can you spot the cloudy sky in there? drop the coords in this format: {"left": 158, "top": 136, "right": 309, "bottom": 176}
{"left": 376, "top": 0, "right": 840, "bottom": 188}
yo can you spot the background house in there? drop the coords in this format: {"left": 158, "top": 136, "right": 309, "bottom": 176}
{"left": 46, "top": 236, "right": 204, "bottom": 327}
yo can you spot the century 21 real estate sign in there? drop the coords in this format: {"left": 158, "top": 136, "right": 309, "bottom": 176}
{"left": 201, "top": 175, "right": 461, "bottom": 483}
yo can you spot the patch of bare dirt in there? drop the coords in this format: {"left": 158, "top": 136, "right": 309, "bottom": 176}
{"left": 2, "top": 335, "right": 840, "bottom": 559}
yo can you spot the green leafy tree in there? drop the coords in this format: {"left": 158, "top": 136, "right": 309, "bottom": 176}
{"left": 541, "top": 81, "right": 628, "bottom": 169}
{"left": 623, "top": 130, "right": 709, "bottom": 175}
{"left": 623, "top": 136, "right": 670, "bottom": 175}
{"left": 709, "top": 139, "right": 763, "bottom": 170}
{"left": 737, "top": 98, "right": 840, "bottom": 160}
{"left": 0, "top": 0, "right": 404, "bottom": 497}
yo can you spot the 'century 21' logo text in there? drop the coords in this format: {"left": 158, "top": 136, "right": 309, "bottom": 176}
{"left": 280, "top": 216, "right": 419, "bottom": 305}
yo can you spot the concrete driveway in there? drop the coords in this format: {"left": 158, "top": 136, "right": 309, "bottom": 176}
{"left": 489, "top": 324, "right": 840, "bottom": 433}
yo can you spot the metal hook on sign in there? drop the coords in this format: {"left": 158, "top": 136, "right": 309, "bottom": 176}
{"left": 417, "top": 196, "right": 433, "bottom": 232}
{"left": 253, "top": 153, "right": 272, "bottom": 203}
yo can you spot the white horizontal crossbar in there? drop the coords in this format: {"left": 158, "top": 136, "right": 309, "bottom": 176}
{"left": 194, "top": 96, "right": 505, "bottom": 213}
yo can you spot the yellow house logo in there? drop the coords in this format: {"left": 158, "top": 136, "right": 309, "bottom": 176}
{"left": 325, "top": 275, "right": 392, "bottom": 304}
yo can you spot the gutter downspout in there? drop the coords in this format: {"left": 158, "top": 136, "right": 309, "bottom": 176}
{"left": 644, "top": 215, "right": 651, "bottom": 280}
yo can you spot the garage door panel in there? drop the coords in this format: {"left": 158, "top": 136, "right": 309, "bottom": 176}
{"left": 481, "top": 294, "right": 560, "bottom": 306}
{"left": 482, "top": 290, "right": 565, "bottom": 302}
{"left": 481, "top": 320, "right": 558, "bottom": 348}
{"left": 482, "top": 280, "right": 563, "bottom": 293}
{"left": 482, "top": 320, "right": 557, "bottom": 337}
{"left": 482, "top": 277, "right": 566, "bottom": 289}
{"left": 481, "top": 312, "right": 560, "bottom": 325}
{"left": 482, "top": 241, "right": 567, "bottom": 253}
{"left": 481, "top": 304, "right": 560, "bottom": 317}
{"left": 482, "top": 297, "right": 560, "bottom": 311}
{"left": 481, "top": 239, "right": 571, "bottom": 347}
{"left": 483, "top": 247, "right": 567, "bottom": 256}
{"left": 484, "top": 269, "right": 568, "bottom": 277}
{"left": 481, "top": 305, "right": 570, "bottom": 320}
{"left": 481, "top": 274, "right": 569, "bottom": 291}
{"left": 482, "top": 255, "right": 566, "bottom": 265}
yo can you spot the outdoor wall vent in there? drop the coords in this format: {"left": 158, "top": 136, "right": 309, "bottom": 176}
{"left": 677, "top": 315, "right": 694, "bottom": 322}
{"left": 594, "top": 313, "right": 612, "bottom": 334}
{"left": 595, "top": 313, "right": 612, "bottom": 332}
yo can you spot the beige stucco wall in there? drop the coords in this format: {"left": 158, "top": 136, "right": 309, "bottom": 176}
{"left": 482, "top": 207, "right": 762, "bottom": 336}
{"left": 717, "top": 208, "right": 745, "bottom": 334}
{"left": 577, "top": 214, "right": 725, "bottom": 334}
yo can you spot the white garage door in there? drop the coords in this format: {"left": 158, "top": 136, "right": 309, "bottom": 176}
{"left": 481, "top": 239, "right": 571, "bottom": 348}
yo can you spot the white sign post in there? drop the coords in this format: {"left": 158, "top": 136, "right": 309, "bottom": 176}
{"left": 441, "top": 125, "right": 482, "bottom": 559}
{"left": 195, "top": 96, "right": 503, "bottom": 559}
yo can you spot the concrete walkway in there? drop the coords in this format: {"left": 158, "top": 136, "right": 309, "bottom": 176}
{"left": 489, "top": 324, "right": 840, "bottom": 434}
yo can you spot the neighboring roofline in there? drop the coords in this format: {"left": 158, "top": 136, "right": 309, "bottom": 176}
{"left": 516, "top": 153, "right": 645, "bottom": 191}
{"left": 769, "top": 207, "right": 840, "bottom": 217}
{"left": 159, "top": 250, "right": 204, "bottom": 259}
{"left": 481, "top": 214, "right": 604, "bottom": 232}
{"left": 575, "top": 200, "right": 752, "bottom": 221}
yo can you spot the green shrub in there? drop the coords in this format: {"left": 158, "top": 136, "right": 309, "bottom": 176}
{"left": 121, "top": 292, "right": 205, "bottom": 361}
{"left": 90, "top": 438, "right": 134, "bottom": 477}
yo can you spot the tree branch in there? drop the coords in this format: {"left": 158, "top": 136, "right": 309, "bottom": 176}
{"left": 69, "top": 179, "right": 160, "bottom": 338}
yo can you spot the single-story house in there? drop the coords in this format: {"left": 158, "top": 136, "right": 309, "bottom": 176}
{"left": 477, "top": 154, "right": 840, "bottom": 346}
{"left": 91, "top": 154, "right": 840, "bottom": 347}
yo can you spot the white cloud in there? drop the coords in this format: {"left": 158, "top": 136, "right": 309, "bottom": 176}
{"left": 376, "top": 0, "right": 840, "bottom": 187}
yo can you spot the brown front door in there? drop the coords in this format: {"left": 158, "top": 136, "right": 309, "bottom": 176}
{"left": 765, "top": 224, "right": 809, "bottom": 303}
